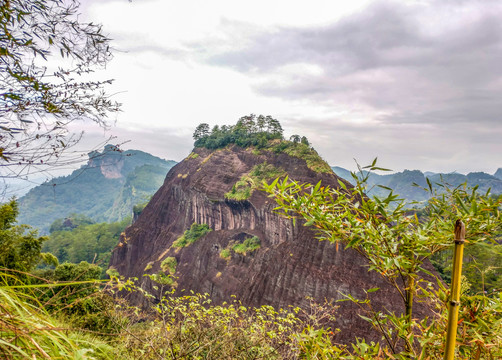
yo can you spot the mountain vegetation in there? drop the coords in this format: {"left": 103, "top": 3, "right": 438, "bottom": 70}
{"left": 266, "top": 160, "right": 502, "bottom": 358}
{"left": 225, "top": 162, "right": 286, "bottom": 200}
{"left": 43, "top": 216, "right": 130, "bottom": 272}
{"left": 172, "top": 223, "right": 212, "bottom": 248}
{"left": 16, "top": 145, "right": 176, "bottom": 233}
{"left": 2, "top": 110, "right": 501, "bottom": 358}
{"left": 193, "top": 114, "right": 284, "bottom": 149}
{"left": 194, "top": 114, "right": 331, "bottom": 174}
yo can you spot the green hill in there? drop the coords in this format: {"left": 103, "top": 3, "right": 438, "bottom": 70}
{"left": 17, "top": 145, "right": 176, "bottom": 233}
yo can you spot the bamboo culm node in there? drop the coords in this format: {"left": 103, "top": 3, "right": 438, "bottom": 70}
{"left": 443, "top": 219, "right": 466, "bottom": 360}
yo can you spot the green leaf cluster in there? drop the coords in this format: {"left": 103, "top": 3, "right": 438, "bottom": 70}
{"left": 264, "top": 158, "right": 502, "bottom": 358}
{"left": 193, "top": 114, "right": 284, "bottom": 150}
{"left": 225, "top": 162, "right": 286, "bottom": 200}
{"left": 161, "top": 257, "right": 177, "bottom": 275}
{"left": 172, "top": 223, "right": 212, "bottom": 248}
{"left": 232, "top": 236, "right": 261, "bottom": 255}
{"left": 43, "top": 216, "right": 130, "bottom": 270}
{"left": 0, "top": 200, "right": 52, "bottom": 277}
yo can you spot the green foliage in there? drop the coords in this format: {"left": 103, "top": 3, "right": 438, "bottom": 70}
{"left": 193, "top": 114, "right": 284, "bottom": 149}
{"left": 161, "top": 257, "right": 177, "bottom": 275}
{"left": 264, "top": 158, "right": 502, "bottom": 358}
{"left": 0, "top": 0, "right": 120, "bottom": 178}
{"left": 117, "top": 290, "right": 345, "bottom": 359}
{"left": 269, "top": 141, "right": 332, "bottom": 174}
{"left": 226, "top": 180, "right": 252, "bottom": 200}
{"left": 172, "top": 223, "right": 212, "bottom": 248}
{"left": 225, "top": 162, "right": 286, "bottom": 200}
{"left": 0, "top": 200, "right": 53, "bottom": 276}
{"left": 43, "top": 217, "right": 130, "bottom": 270}
{"left": 232, "top": 236, "right": 261, "bottom": 255}
{"left": 186, "top": 152, "right": 199, "bottom": 159}
{"left": 0, "top": 274, "right": 115, "bottom": 359}
{"left": 220, "top": 248, "right": 231, "bottom": 260}
{"left": 49, "top": 213, "right": 95, "bottom": 233}
{"left": 132, "top": 200, "right": 149, "bottom": 218}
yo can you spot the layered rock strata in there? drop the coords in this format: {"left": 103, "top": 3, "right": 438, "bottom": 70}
{"left": 110, "top": 145, "right": 431, "bottom": 344}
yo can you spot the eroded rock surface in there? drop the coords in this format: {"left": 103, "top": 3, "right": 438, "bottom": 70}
{"left": 110, "top": 145, "right": 431, "bottom": 344}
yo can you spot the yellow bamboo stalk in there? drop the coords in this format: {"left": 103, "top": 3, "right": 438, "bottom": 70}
{"left": 443, "top": 219, "right": 465, "bottom": 360}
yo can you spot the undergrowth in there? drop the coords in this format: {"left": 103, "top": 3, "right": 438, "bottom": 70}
{"left": 268, "top": 141, "right": 333, "bottom": 174}
{"left": 172, "top": 223, "right": 212, "bottom": 248}
{"left": 225, "top": 162, "right": 286, "bottom": 201}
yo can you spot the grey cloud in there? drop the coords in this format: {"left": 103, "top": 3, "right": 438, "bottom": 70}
{"left": 191, "top": 0, "right": 502, "bottom": 131}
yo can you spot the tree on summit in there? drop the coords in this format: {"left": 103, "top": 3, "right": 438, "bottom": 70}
{"left": 192, "top": 114, "right": 284, "bottom": 150}
{"left": 192, "top": 123, "right": 210, "bottom": 141}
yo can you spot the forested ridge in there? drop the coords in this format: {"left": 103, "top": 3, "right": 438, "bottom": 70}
{"left": 16, "top": 146, "right": 175, "bottom": 233}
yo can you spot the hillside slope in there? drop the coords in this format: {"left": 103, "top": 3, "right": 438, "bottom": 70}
{"left": 110, "top": 143, "right": 433, "bottom": 344}
{"left": 17, "top": 145, "right": 176, "bottom": 233}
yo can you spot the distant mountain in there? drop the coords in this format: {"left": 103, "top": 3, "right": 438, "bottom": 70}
{"left": 17, "top": 145, "right": 176, "bottom": 233}
{"left": 332, "top": 166, "right": 502, "bottom": 203}
{"left": 494, "top": 168, "right": 502, "bottom": 180}
{"left": 1, "top": 177, "right": 44, "bottom": 199}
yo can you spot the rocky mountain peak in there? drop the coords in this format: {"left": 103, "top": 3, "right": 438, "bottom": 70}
{"left": 110, "top": 143, "right": 432, "bottom": 344}
{"left": 494, "top": 168, "right": 502, "bottom": 180}
{"left": 88, "top": 145, "right": 125, "bottom": 179}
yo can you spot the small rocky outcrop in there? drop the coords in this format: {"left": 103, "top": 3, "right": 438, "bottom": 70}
{"left": 110, "top": 144, "right": 431, "bottom": 344}
{"left": 494, "top": 168, "right": 502, "bottom": 180}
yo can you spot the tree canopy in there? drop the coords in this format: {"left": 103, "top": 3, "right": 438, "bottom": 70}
{"left": 0, "top": 200, "right": 56, "bottom": 276}
{"left": 193, "top": 114, "right": 284, "bottom": 149}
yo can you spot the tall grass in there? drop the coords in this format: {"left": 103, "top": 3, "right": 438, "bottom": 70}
{"left": 0, "top": 270, "right": 114, "bottom": 359}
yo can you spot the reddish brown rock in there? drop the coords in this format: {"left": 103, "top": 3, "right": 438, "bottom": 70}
{"left": 110, "top": 145, "right": 432, "bottom": 344}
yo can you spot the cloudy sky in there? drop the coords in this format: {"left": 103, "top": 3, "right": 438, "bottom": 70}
{"left": 77, "top": 0, "right": 501, "bottom": 174}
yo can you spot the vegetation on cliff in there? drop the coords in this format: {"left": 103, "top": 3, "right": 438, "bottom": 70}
{"left": 194, "top": 115, "right": 332, "bottom": 174}
{"left": 225, "top": 162, "right": 286, "bottom": 200}
{"left": 220, "top": 236, "right": 261, "bottom": 259}
{"left": 232, "top": 236, "right": 261, "bottom": 255}
{"left": 172, "top": 223, "right": 212, "bottom": 248}
{"left": 269, "top": 140, "right": 332, "bottom": 173}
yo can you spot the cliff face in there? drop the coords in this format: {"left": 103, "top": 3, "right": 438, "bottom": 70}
{"left": 110, "top": 145, "right": 429, "bottom": 344}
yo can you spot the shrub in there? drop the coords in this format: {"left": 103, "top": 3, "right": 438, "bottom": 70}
{"left": 173, "top": 223, "right": 212, "bottom": 248}
{"left": 161, "top": 257, "right": 177, "bottom": 275}
{"left": 225, "top": 162, "right": 285, "bottom": 201}
{"left": 220, "top": 248, "right": 231, "bottom": 260}
{"left": 232, "top": 236, "right": 261, "bottom": 255}
{"left": 0, "top": 270, "right": 116, "bottom": 359}
{"left": 118, "top": 291, "right": 344, "bottom": 359}
{"left": 269, "top": 141, "right": 332, "bottom": 174}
